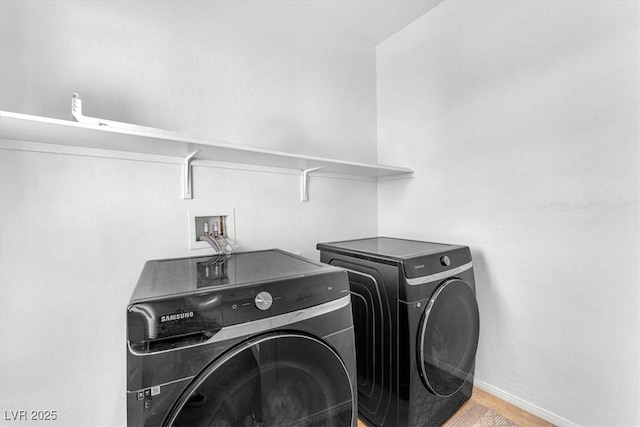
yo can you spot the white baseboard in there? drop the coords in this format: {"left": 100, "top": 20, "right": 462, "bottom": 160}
{"left": 474, "top": 380, "right": 579, "bottom": 427}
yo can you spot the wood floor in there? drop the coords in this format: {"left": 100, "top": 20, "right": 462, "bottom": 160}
{"left": 444, "top": 387, "right": 554, "bottom": 426}
{"left": 357, "top": 387, "right": 554, "bottom": 427}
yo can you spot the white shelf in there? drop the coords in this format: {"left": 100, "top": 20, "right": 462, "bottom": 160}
{"left": 0, "top": 111, "right": 413, "bottom": 178}
{"left": 1, "top": 110, "right": 413, "bottom": 200}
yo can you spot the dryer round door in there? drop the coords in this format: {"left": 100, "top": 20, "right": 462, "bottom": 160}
{"left": 164, "top": 333, "right": 354, "bottom": 427}
{"left": 418, "top": 279, "right": 480, "bottom": 397}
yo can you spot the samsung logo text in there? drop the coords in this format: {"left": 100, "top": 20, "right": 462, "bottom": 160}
{"left": 161, "top": 312, "right": 194, "bottom": 323}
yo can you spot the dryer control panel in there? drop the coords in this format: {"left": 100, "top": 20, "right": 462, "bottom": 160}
{"left": 403, "top": 247, "right": 472, "bottom": 280}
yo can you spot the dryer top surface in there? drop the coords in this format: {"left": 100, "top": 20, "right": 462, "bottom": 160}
{"left": 317, "top": 237, "right": 462, "bottom": 260}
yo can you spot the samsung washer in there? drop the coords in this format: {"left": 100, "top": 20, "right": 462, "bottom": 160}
{"left": 317, "top": 237, "right": 480, "bottom": 427}
{"left": 127, "top": 249, "right": 358, "bottom": 426}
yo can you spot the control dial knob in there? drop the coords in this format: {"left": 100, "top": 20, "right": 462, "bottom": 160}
{"left": 254, "top": 291, "right": 273, "bottom": 311}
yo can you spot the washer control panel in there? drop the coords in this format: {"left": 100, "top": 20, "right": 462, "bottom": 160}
{"left": 254, "top": 291, "right": 273, "bottom": 311}
{"left": 221, "top": 271, "right": 348, "bottom": 326}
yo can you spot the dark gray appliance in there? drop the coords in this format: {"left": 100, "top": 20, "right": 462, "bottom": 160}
{"left": 317, "top": 237, "right": 480, "bottom": 427}
{"left": 127, "top": 249, "right": 357, "bottom": 426}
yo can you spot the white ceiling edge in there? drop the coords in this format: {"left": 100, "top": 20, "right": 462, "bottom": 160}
{"left": 298, "top": 0, "right": 444, "bottom": 45}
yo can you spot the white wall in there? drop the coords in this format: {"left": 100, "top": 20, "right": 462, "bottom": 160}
{"left": 1, "top": 0, "right": 377, "bottom": 164}
{"left": 0, "top": 2, "right": 378, "bottom": 426}
{"left": 377, "top": 1, "right": 639, "bottom": 426}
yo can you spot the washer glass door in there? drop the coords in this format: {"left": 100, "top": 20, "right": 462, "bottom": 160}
{"left": 165, "top": 333, "right": 354, "bottom": 427}
{"left": 418, "top": 279, "right": 480, "bottom": 397}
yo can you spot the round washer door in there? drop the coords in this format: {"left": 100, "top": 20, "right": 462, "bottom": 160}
{"left": 418, "top": 279, "right": 480, "bottom": 397}
{"left": 164, "top": 333, "right": 354, "bottom": 427}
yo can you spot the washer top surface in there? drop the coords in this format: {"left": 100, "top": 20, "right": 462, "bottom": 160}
{"left": 318, "top": 237, "right": 457, "bottom": 260}
{"left": 131, "top": 249, "right": 331, "bottom": 302}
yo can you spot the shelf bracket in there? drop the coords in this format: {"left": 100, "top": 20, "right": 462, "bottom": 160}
{"left": 183, "top": 150, "right": 200, "bottom": 199}
{"left": 301, "top": 167, "right": 324, "bottom": 202}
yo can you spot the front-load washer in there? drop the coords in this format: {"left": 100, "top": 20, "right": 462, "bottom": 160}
{"left": 317, "top": 237, "right": 480, "bottom": 427}
{"left": 127, "top": 249, "right": 357, "bottom": 426}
